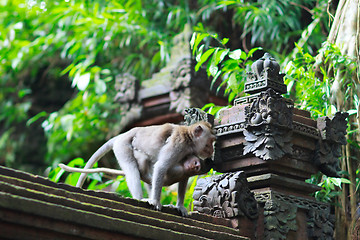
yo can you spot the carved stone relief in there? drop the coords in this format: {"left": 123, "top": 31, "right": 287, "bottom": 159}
{"left": 307, "top": 209, "right": 335, "bottom": 240}
{"left": 243, "top": 88, "right": 293, "bottom": 160}
{"left": 113, "top": 73, "right": 142, "bottom": 134}
{"left": 315, "top": 112, "right": 349, "bottom": 176}
{"left": 255, "top": 190, "right": 334, "bottom": 240}
{"left": 193, "top": 171, "right": 258, "bottom": 220}
{"left": 263, "top": 199, "right": 297, "bottom": 240}
{"left": 169, "top": 58, "right": 209, "bottom": 114}
{"left": 184, "top": 107, "right": 214, "bottom": 126}
{"left": 114, "top": 73, "right": 139, "bottom": 104}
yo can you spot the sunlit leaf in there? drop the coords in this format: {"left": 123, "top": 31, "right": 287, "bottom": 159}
{"left": 195, "top": 48, "right": 214, "bottom": 71}
{"left": 228, "top": 49, "right": 243, "bottom": 60}
{"left": 75, "top": 72, "right": 91, "bottom": 91}
{"left": 95, "top": 79, "right": 107, "bottom": 95}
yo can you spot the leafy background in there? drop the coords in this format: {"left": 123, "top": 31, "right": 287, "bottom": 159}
{"left": 1, "top": 0, "right": 359, "bottom": 237}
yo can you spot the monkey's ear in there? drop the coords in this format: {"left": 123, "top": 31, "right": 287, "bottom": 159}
{"left": 194, "top": 125, "right": 204, "bottom": 137}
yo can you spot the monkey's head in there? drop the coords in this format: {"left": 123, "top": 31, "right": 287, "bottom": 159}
{"left": 183, "top": 155, "right": 214, "bottom": 176}
{"left": 191, "top": 121, "right": 216, "bottom": 160}
{"left": 183, "top": 155, "right": 202, "bottom": 176}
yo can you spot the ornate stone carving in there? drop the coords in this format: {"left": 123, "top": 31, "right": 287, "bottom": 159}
{"left": 170, "top": 58, "right": 209, "bottom": 113}
{"left": 214, "top": 122, "right": 246, "bottom": 136}
{"left": 114, "top": 73, "right": 139, "bottom": 104}
{"left": 315, "top": 112, "right": 349, "bottom": 177}
{"left": 293, "top": 121, "right": 320, "bottom": 138}
{"left": 245, "top": 53, "right": 287, "bottom": 95}
{"left": 184, "top": 107, "right": 214, "bottom": 126}
{"left": 254, "top": 191, "right": 329, "bottom": 211}
{"left": 192, "top": 171, "right": 258, "bottom": 220}
{"left": 255, "top": 190, "right": 334, "bottom": 240}
{"left": 307, "top": 209, "right": 335, "bottom": 240}
{"left": 263, "top": 200, "right": 297, "bottom": 240}
{"left": 292, "top": 146, "right": 312, "bottom": 161}
{"left": 113, "top": 73, "right": 142, "bottom": 135}
{"left": 243, "top": 88, "right": 293, "bottom": 160}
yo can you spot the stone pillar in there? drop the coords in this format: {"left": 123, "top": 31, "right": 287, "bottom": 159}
{"left": 192, "top": 53, "right": 348, "bottom": 239}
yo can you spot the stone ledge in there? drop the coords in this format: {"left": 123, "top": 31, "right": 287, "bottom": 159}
{"left": 0, "top": 166, "right": 248, "bottom": 240}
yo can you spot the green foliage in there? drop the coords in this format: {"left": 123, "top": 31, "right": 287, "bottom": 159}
{"left": 190, "top": 30, "right": 262, "bottom": 118}
{"left": 199, "top": 0, "right": 329, "bottom": 53}
{"left": 306, "top": 173, "right": 351, "bottom": 203}
{"left": 50, "top": 157, "right": 88, "bottom": 185}
{"left": 0, "top": 0, "right": 197, "bottom": 170}
{"left": 42, "top": 91, "right": 121, "bottom": 166}
{"left": 284, "top": 42, "right": 357, "bottom": 118}
{"left": 285, "top": 42, "right": 356, "bottom": 203}
{"left": 190, "top": 31, "right": 261, "bottom": 104}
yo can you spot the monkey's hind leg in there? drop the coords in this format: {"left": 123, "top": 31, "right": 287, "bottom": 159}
{"left": 113, "top": 144, "right": 143, "bottom": 200}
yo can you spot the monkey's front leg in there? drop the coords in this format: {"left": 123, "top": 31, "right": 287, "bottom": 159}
{"left": 148, "top": 160, "right": 168, "bottom": 210}
{"left": 176, "top": 178, "right": 189, "bottom": 216}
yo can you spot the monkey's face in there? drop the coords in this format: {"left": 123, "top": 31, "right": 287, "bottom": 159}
{"left": 183, "top": 156, "right": 202, "bottom": 176}
{"left": 192, "top": 122, "right": 216, "bottom": 159}
{"left": 199, "top": 136, "right": 215, "bottom": 159}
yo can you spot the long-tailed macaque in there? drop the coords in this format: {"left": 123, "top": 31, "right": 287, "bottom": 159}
{"left": 72, "top": 121, "right": 215, "bottom": 216}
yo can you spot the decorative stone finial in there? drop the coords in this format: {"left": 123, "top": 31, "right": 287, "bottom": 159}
{"left": 244, "top": 53, "right": 286, "bottom": 95}
{"left": 243, "top": 88, "right": 293, "bottom": 160}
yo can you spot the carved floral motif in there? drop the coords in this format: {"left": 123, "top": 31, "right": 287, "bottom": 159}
{"left": 193, "top": 171, "right": 258, "bottom": 220}
{"left": 264, "top": 200, "right": 297, "bottom": 240}
{"left": 243, "top": 88, "right": 293, "bottom": 160}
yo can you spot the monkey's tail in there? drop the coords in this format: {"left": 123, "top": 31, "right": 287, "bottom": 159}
{"left": 59, "top": 163, "right": 125, "bottom": 176}
{"left": 76, "top": 137, "right": 117, "bottom": 188}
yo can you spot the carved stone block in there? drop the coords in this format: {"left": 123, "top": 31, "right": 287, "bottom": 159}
{"left": 243, "top": 88, "right": 293, "bottom": 160}
{"left": 255, "top": 190, "right": 334, "bottom": 240}
{"left": 193, "top": 171, "right": 258, "bottom": 220}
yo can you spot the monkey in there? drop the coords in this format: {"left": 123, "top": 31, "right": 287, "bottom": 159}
{"left": 59, "top": 154, "right": 208, "bottom": 186}
{"left": 73, "top": 121, "right": 215, "bottom": 216}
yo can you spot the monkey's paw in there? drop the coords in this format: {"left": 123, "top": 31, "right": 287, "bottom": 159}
{"left": 164, "top": 204, "right": 188, "bottom": 217}
{"left": 146, "top": 199, "right": 162, "bottom": 211}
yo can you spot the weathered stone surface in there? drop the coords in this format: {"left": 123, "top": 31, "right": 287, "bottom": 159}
{"left": 243, "top": 89, "right": 293, "bottom": 161}
{"left": 244, "top": 53, "right": 286, "bottom": 95}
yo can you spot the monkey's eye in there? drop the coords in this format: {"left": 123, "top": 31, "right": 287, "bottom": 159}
{"left": 193, "top": 160, "right": 200, "bottom": 172}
